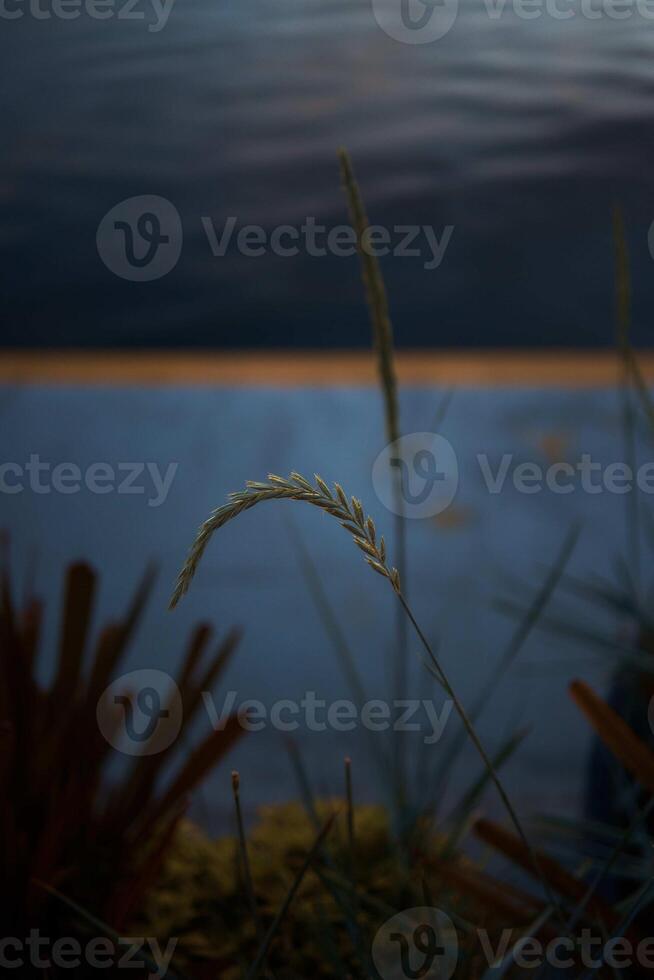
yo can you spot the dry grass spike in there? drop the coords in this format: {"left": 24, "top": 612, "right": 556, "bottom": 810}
{"left": 170, "top": 472, "right": 400, "bottom": 609}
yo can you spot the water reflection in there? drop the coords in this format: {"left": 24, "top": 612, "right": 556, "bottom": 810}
{"left": 1, "top": 0, "right": 653, "bottom": 345}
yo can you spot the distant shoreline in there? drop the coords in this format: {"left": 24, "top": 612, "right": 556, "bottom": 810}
{"left": 2, "top": 349, "right": 653, "bottom": 386}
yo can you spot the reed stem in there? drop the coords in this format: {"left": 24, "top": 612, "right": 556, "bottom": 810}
{"left": 231, "top": 770, "right": 262, "bottom": 942}
{"left": 395, "top": 590, "right": 565, "bottom": 923}
{"left": 344, "top": 756, "right": 354, "bottom": 856}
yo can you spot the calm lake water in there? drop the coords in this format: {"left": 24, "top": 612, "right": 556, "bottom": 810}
{"left": 2, "top": 1, "right": 654, "bottom": 346}
{"left": 3, "top": 382, "right": 641, "bottom": 824}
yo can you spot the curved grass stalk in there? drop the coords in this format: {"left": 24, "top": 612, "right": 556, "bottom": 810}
{"left": 169, "top": 472, "right": 400, "bottom": 609}
{"left": 170, "top": 472, "right": 562, "bottom": 917}
{"left": 170, "top": 473, "right": 400, "bottom": 609}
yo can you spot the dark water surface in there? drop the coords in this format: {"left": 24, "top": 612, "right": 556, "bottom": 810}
{"left": 3, "top": 1, "right": 654, "bottom": 346}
